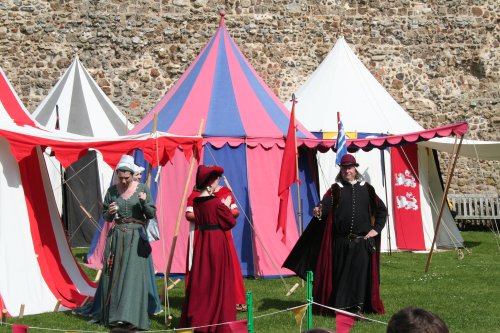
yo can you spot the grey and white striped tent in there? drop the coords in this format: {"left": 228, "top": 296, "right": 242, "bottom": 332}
{"left": 33, "top": 56, "right": 132, "bottom": 247}
{"left": 33, "top": 56, "right": 131, "bottom": 136}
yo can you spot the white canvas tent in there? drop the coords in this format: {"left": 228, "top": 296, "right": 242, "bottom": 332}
{"left": 0, "top": 67, "right": 95, "bottom": 315}
{"left": 287, "top": 36, "right": 464, "bottom": 252}
{"left": 32, "top": 56, "right": 133, "bottom": 247}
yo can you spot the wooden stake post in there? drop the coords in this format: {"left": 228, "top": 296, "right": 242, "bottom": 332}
{"left": 161, "top": 120, "right": 204, "bottom": 300}
{"left": 425, "top": 135, "right": 464, "bottom": 272}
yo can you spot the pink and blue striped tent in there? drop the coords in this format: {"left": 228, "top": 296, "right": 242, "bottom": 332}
{"left": 130, "top": 14, "right": 320, "bottom": 277}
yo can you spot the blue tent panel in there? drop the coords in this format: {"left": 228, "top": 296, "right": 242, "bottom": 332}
{"left": 203, "top": 144, "right": 254, "bottom": 277}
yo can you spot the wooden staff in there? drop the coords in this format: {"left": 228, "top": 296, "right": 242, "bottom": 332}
{"left": 162, "top": 120, "right": 204, "bottom": 299}
{"left": 425, "top": 135, "right": 464, "bottom": 272}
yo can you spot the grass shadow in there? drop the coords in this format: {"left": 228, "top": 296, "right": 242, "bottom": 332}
{"left": 463, "top": 241, "right": 481, "bottom": 248}
{"left": 258, "top": 297, "right": 305, "bottom": 312}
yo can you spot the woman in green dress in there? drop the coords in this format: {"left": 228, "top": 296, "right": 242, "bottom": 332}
{"left": 92, "top": 154, "right": 156, "bottom": 330}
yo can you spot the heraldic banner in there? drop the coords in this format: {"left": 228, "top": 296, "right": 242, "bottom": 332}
{"left": 391, "top": 144, "right": 426, "bottom": 250}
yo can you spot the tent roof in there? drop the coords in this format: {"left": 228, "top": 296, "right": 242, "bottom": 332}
{"left": 32, "top": 56, "right": 132, "bottom": 136}
{"left": 0, "top": 68, "right": 37, "bottom": 127}
{"left": 130, "top": 14, "right": 314, "bottom": 141}
{"left": 419, "top": 137, "right": 500, "bottom": 161}
{"left": 288, "top": 36, "right": 424, "bottom": 134}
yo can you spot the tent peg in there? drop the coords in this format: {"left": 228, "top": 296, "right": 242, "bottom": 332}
{"left": 53, "top": 299, "right": 61, "bottom": 312}
{"left": 286, "top": 282, "right": 300, "bottom": 296}
{"left": 1, "top": 309, "right": 7, "bottom": 323}
{"left": 80, "top": 296, "right": 91, "bottom": 307}
{"left": 167, "top": 278, "right": 181, "bottom": 291}
{"left": 94, "top": 269, "right": 102, "bottom": 282}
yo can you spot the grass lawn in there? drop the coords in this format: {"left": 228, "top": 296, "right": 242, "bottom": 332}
{"left": 1, "top": 231, "right": 499, "bottom": 333}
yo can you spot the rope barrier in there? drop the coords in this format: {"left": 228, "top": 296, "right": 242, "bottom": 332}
{"left": 0, "top": 300, "right": 388, "bottom": 332}
{"left": 310, "top": 301, "right": 388, "bottom": 325}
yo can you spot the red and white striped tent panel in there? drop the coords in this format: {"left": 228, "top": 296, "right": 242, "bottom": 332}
{"left": 0, "top": 67, "right": 95, "bottom": 315}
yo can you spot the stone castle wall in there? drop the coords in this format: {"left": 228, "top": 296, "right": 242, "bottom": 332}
{"left": 0, "top": 0, "right": 498, "bottom": 193}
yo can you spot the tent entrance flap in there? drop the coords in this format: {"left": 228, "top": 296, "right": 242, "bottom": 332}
{"left": 63, "top": 150, "right": 103, "bottom": 247}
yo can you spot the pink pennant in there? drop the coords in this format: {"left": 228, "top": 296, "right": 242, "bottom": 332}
{"left": 228, "top": 319, "right": 248, "bottom": 333}
{"left": 12, "top": 324, "right": 29, "bottom": 333}
{"left": 336, "top": 312, "right": 355, "bottom": 333}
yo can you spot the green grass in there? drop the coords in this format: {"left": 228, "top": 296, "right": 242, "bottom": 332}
{"left": 1, "top": 231, "right": 499, "bottom": 332}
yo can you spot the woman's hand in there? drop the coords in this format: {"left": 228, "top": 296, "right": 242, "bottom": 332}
{"left": 221, "top": 196, "right": 231, "bottom": 208}
{"left": 108, "top": 202, "right": 118, "bottom": 215}
{"left": 138, "top": 191, "right": 147, "bottom": 201}
{"left": 364, "top": 229, "right": 378, "bottom": 240}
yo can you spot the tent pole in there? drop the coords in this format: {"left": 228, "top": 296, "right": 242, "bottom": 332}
{"left": 244, "top": 137, "right": 259, "bottom": 278}
{"left": 162, "top": 119, "right": 204, "bottom": 295}
{"left": 425, "top": 134, "right": 464, "bottom": 272}
{"left": 381, "top": 148, "right": 392, "bottom": 255}
{"left": 292, "top": 95, "right": 304, "bottom": 291}
{"left": 293, "top": 97, "right": 303, "bottom": 235}
{"left": 146, "top": 113, "right": 159, "bottom": 187}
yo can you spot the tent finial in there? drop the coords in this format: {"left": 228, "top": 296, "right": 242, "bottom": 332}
{"left": 219, "top": 10, "right": 225, "bottom": 26}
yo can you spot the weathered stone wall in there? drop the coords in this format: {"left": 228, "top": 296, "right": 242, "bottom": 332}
{"left": 0, "top": 0, "right": 498, "bottom": 193}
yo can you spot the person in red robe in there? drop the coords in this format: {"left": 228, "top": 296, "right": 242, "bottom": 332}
{"left": 180, "top": 165, "right": 237, "bottom": 333}
{"left": 185, "top": 179, "right": 247, "bottom": 312}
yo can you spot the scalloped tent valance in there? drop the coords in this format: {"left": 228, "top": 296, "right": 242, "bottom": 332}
{"left": 203, "top": 122, "right": 468, "bottom": 150}
{"left": 0, "top": 125, "right": 202, "bottom": 168}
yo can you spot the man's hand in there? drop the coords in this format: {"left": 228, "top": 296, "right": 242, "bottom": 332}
{"left": 313, "top": 203, "right": 323, "bottom": 219}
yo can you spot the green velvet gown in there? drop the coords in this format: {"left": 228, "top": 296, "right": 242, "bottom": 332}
{"left": 93, "top": 182, "right": 156, "bottom": 330}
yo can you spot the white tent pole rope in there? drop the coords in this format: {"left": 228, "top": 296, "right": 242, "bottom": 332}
{"left": 67, "top": 203, "right": 101, "bottom": 243}
{"left": 206, "top": 145, "right": 292, "bottom": 292}
{"left": 316, "top": 149, "right": 332, "bottom": 196}
{"left": 64, "top": 182, "right": 102, "bottom": 229}
{"left": 161, "top": 119, "right": 204, "bottom": 324}
{"left": 468, "top": 129, "right": 500, "bottom": 243}
{"left": 43, "top": 152, "right": 98, "bottom": 191}
{"left": 152, "top": 132, "right": 173, "bottom": 325}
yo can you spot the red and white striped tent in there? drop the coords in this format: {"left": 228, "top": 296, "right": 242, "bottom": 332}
{"left": 0, "top": 67, "right": 201, "bottom": 316}
{"left": 0, "top": 67, "right": 95, "bottom": 315}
